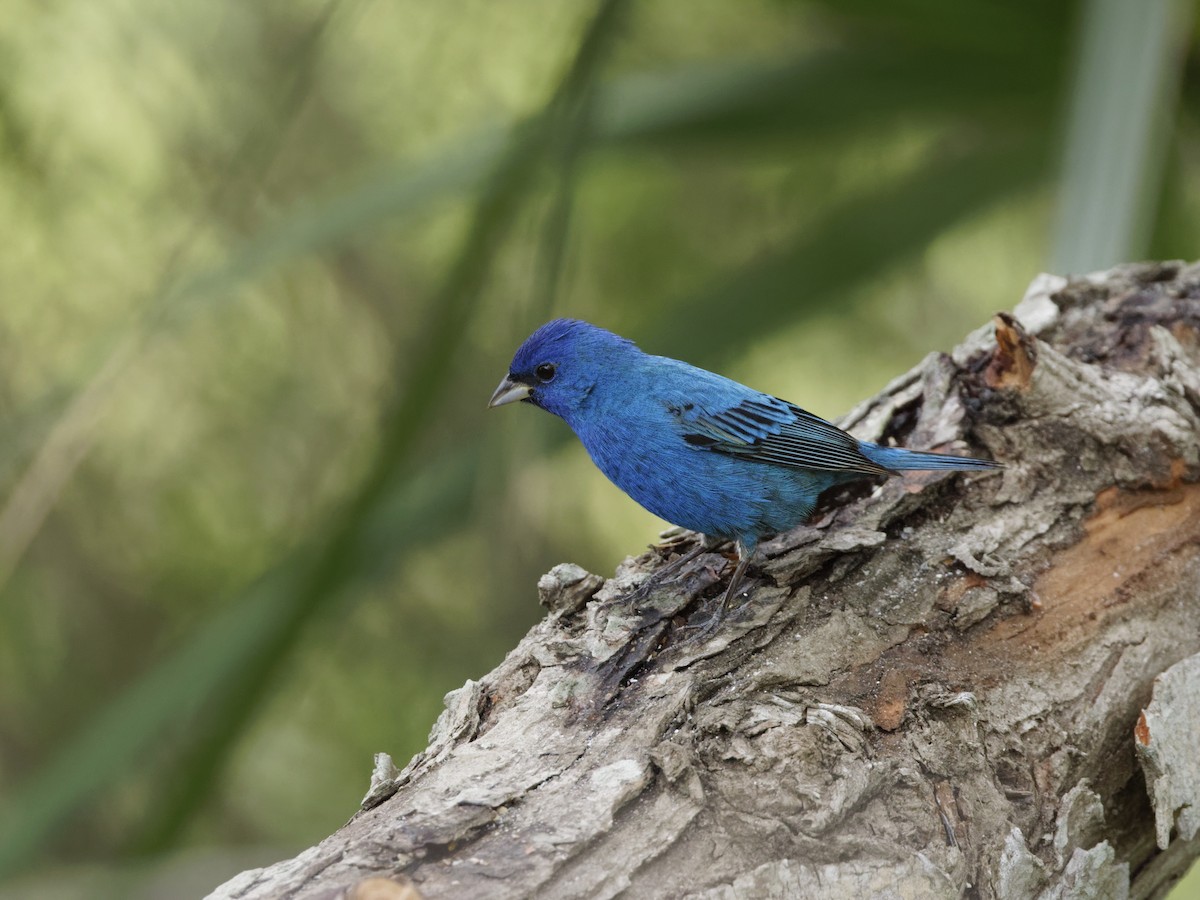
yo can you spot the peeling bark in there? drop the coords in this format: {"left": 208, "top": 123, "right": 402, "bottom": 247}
{"left": 209, "top": 262, "right": 1200, "bottom": 900}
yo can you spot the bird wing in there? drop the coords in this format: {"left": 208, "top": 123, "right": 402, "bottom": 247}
{"left": 670, "top": 391, "right": 893, "bottom": 477}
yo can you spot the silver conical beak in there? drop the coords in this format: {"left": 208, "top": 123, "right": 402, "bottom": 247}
{"left": 488, "top": 375, "right": 532, "bottom": 408}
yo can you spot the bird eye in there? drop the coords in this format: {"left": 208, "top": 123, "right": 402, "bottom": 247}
{"left": 535, "top": 363, "right": 556, "bottom": 383}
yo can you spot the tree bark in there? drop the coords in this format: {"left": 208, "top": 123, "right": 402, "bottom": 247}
{"left": 210, "top": 262, "right": 1200, "bottom": 900}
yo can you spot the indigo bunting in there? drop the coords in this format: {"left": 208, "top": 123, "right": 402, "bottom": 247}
{"left": 490, "top": 319, "right": 999, "bottom": 606}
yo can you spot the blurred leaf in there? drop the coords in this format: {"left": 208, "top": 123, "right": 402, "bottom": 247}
{"left": 0, "top": 0, "right": 633, "bottom": 873}
{"left": 1051, "top": 0, "right": 1193, "bottom": 271}
{"left": 803, "top": 0, "right": 1070, "bottom": 58}
{"left": 644, "top": 135, "right": 1050, "bottom": 363}
{"left": 127, "top": 0, "right": 633, "bottom": 857}
{"left": 1149, "top": 117, "right": 1200, "bottom": 260}
{"left": 0, "top": 440, "right": 482, "bottom": 876}
{"left": 595, "top": 49, "right": 1057, "bottom": 152}
{"left": 0, "top": 569, "right": 295, "bottom": 877}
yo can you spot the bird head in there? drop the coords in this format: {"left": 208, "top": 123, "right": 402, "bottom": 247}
{"left": 488, "top": 319, "right": 636, "bottom": 421}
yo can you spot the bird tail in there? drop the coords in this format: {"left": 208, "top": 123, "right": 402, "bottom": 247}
{"left": 859, "top": 442, "right": 1001, "bottom": 473}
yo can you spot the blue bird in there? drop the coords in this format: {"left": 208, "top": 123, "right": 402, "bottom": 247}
{"left": 490, "top": 319, "right": 999, "bottom": 608}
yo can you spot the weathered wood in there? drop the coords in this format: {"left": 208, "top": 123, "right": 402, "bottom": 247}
{"left": 210, "top": 262, "right": 1200, "bottom": 900}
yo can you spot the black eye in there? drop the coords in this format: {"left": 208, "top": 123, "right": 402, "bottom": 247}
{"left": 535, "top": 363, "right": 556, "bottom": 383}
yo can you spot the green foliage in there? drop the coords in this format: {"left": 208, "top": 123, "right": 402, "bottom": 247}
{"left": 0, "top": 0, "right": 1196, "bottom": 892}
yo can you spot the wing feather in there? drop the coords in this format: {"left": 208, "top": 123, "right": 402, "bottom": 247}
{"left": 673, "top": 393, "right": 892, "bottom": 477}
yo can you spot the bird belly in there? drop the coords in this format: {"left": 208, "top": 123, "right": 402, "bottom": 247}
{"left": 578, "top": 422, "right": 831, "bottom": 546}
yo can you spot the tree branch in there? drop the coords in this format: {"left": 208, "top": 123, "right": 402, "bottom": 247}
{"left": 210, "top": 261, "right": 1200, "bottom": 900}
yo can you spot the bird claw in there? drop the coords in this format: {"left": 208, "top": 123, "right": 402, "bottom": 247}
{"left": 673, "top": 577, "right": 757, "bottom": 646}
{"left": 674, "top": 609, "right": 725, "bottom": 646}
{"left": 614, "top": 539, "right": 753, "bottom": 645}
{"left": 620, "top": 541, "right": 715, "bottom": 607}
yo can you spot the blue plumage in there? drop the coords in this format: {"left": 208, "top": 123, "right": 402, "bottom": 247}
{"left": 490, "top": 319, "right": 999, "bottom": 605}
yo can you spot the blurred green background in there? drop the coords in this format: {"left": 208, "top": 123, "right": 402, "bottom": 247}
{"left": 1, "top": 0, "right": 1199, "bottom": 897}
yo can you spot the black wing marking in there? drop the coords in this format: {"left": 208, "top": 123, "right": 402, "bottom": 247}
{"left": 674, "top": 395, "right": 892, "bottom": 476}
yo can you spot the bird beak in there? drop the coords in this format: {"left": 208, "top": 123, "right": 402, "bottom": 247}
{"left": 488, "top": 375, "right": 532, "bottom": 408}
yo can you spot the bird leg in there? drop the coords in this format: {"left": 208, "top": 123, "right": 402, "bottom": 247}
{"left": 721, "top": 550, "right": 753, "bottom": 611}
{"left": 679, "top": 540, "right": 756, "bottom": 640}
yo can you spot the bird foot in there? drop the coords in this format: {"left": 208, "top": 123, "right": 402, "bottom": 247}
{"left": 620, "top": 541, "right": 717, "bottom": 608}
{"left": 673, "top": 576, "right": 756, "bottom": 645}
{"left": 676, "top": 607, "right": 726, "bottom": 644}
